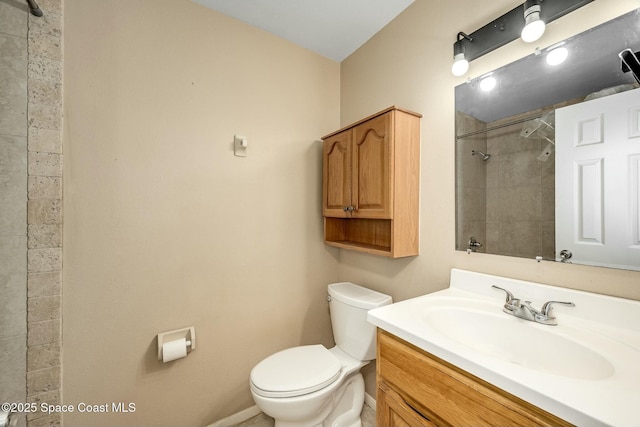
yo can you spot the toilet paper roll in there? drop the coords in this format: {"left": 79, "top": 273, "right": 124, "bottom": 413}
{"left": 162, "top": 338, "right": 188, "bottom": 363}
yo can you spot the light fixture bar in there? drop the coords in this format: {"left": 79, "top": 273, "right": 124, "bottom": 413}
{"left": 459, "top": 0, "right": 593, "bottom": 63}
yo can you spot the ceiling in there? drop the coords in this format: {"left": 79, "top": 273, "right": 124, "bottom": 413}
{"left": 191, "top": 0, "right": 414, "bottom": 62}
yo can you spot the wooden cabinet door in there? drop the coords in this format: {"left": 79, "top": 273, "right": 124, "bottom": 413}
{"left": 351, "top": 112, "right": 392, "bottom": 219}
{"left": 378, "top": 383, "right": 436, "bottom": 427}
{"left": 323, "top": 130, "right": 351, "bottom": 217}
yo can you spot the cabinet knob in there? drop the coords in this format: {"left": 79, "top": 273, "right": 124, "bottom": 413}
{"left": 347, "top": 206, "right": 355, "bottom": 212}
{"left": 343, "top": 206, "right": 349, "bottom": 212}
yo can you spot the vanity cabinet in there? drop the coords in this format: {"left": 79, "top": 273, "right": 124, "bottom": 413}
{"left": 376, "top": 330, "right": 573, "bottom": 427}
{"left": 321, "top": 106, "right": 421, "bottom": 258}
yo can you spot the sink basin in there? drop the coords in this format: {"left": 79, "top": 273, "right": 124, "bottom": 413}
{"left": 367, "top": 269, "right": 640, "bottom": 427}
{"left": 420, "top": 303, "right": 615, "bottom": 380}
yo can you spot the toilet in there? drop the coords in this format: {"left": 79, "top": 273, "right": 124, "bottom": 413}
{"left": 250, "top": 282, "right": 392, "bottom": 427}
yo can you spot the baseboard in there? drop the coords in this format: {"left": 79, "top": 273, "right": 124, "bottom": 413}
{"left": 207, "top": 394, "right": 376, "bottom": 426}
{"left": 206, "top": 405, "right": 262, "bottom": 427}
{"left": 364, "top": 392, "right": 376, "bottom": 411}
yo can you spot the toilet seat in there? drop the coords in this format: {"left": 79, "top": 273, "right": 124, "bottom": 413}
{"left": 250, "top": 345, "right": 342, "bottom": 398}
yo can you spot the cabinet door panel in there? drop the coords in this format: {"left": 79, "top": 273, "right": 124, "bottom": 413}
{"left": 378, "top": 383, "right": 437, "bottom": 427}
{"left": 323, "top": 131, "right": 351, "bottom": 217}
{"left": 352, "top": 113, "right": 392, "bottom": 218}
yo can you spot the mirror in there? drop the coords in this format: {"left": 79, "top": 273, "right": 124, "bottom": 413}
{"left": 455, "top": 9, "right": 640, "bottom": 271}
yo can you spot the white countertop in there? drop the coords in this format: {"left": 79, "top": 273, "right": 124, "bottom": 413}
{"left": 367, "top": 269, "right": 640, "bottom": 427}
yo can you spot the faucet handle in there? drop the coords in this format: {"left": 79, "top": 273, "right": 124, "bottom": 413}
{"left": 540, "top": 300, "right": 576, "bottom": 317}
{"left": 491, "top": 285, "right": 517, "bottom": 304}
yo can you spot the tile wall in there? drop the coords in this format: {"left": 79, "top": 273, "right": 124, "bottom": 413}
{"left": 1, "top": 1, "right": 30, "bottom": 425}
{"left": 456, "top": 108, "right": 555, "bottom": 260}
{"left": 26, "top": 1, "right": 63, "bottom": 426}
{"left": 0, "top": 1, "right": 63, "bottom": 426}
{"left": 455, "top": 111, "right": 488, "bottom": 252}
{"left": 485, "top": 111, "right": 555, "bottom": 259}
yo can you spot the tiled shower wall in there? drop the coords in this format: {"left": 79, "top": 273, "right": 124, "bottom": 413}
{"left": 26, "top": 1, "right": 63, "bottom": 426}
{"left": 456, "top": 109, "right": 555, "bottom": 260}
{"left": 455, "top": 111, "right": 487, "bottom": 253}
{"left": 1, "top": 2, "right": 29, "bottom": 426}
{"left": 485, "top": 111, "right": 555, "bottom": 260}
{"left": 0, "top": 1, "right": 63, "bottom": 426}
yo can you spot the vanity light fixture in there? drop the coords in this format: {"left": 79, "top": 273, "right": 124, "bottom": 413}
{"left": 452, "top": 32, "right": 472, "bottom": 77}
{"left": 521, "top": 0, "right": 546, "bottom": 43}
{"left": 451, "top": 0, "right": 593, "bottom": 77}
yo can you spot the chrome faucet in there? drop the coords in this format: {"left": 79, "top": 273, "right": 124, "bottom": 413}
{"left": 468, "top": 236, "right": 482, "bottom": 252}
{"left": 492, "top": 285, "right": 575, "bottom": 326}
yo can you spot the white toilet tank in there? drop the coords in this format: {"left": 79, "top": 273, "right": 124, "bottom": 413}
{"left": 328, "top": 282, "right": 392, "bottom": 361}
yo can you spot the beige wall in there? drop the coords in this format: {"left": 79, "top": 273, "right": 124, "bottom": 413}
{"left": 340, "top": 0, "right": 640, "bottom": 396}
{"left": 63, "top": 0, "right": 640, "bottom": 424}
{"left": 63, "top": 0, "right": 340, "bottom": 425}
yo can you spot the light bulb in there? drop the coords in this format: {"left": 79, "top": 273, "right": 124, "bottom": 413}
{"left": 546, "top": 47, "right": 568, "bottom": 66}
{"left": 480, "top": 76, "right": 497, "bottom": 92}
{"left": 522, "top": 19, "right": 545, "bottom": 42}
{"left": 521, "top": 5, "right": 545, "bottom": 43}
{"left": 452, "top": 53, "right": 469, "bottom": 77}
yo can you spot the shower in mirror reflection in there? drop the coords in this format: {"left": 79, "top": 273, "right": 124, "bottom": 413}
{"left": 520, "top": 111, "right": 555, "bottom": 162}
{"left": 471, "top": 150, "right": 491, "bottom": 161}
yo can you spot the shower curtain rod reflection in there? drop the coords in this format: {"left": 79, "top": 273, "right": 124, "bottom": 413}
{"left": 456, "top": 111, "right": 548, "bottom": 140}
{"left": 26, "top": 0, "right": 43, "bottom": 17}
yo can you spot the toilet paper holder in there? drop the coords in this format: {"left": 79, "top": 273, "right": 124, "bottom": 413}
{"left": 157, "top": 326, "right": 196, "bottom": 361}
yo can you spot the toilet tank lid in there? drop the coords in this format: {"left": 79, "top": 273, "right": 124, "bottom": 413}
{"left": 328, "top": 282, "right": 392, "bottom": 309}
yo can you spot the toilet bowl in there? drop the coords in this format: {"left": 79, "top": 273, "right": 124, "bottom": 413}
{"left": 250, "top": 282, "right": 392, "bottom": 427}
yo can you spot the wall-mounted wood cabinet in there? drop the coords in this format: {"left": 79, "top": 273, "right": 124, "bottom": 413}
{"left": 321, "top": 106, "right": 421, "bottom": 258}
{"left": 377, "top": 330, "right": 573, "bottom": 427}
